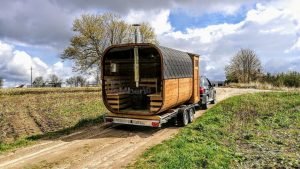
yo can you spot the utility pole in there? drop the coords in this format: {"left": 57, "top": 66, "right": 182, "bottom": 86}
{"left": 30, "top": 66, "right": 33, "bottom": 87}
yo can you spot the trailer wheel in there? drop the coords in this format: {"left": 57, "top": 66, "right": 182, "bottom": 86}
{"left": 178, "top": 109, "right": 189, "bottom": 127}
{"left": 188, "top": 108, "right": 195, "bottom": 123}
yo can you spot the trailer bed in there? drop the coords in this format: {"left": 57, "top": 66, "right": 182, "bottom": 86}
{"left": 104, "top": 104, "right": 198, "bottom": 127}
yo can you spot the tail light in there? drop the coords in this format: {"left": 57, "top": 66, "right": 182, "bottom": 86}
{"left": 199, "top": 87, "right": 205, "bottom": 94}
{"left": 152, "top": 121, "right": 160, "bottom": 127}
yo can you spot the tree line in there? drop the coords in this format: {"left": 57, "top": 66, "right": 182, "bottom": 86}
{"left": 0, "top": 75, "right": 89, "bottom": 88}
{"left": 32, "top": 74, "right": 89, "bottom": 87}
{"left": 225, "top": 48, "right": 300, "bottom": 88}
{"left": 262, "top": 71, "right": 300, "bottom": 88}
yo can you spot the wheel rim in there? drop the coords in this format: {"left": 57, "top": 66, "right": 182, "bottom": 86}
{"left": 206, "top": 96, "right": 209, "bottom": 105}
{"left": 183, "top": 111, "right": 188, "bottom": 125}
{"left": 189, "top": 109, "right": 194, "bottom": 122}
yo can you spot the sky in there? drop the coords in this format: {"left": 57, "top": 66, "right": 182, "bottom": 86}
{"left": 0, "top": 0, "right": 300, "bottom": 87}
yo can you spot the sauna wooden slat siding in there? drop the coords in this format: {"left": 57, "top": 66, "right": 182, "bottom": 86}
{"left": 189, "top": 54, "right": 200, "bottom": 103}
{"left": 159, "top": 78, "right": 193, "bottom": 113}
{"left": 159, "top": 79, "right": 178, "bottom": 112}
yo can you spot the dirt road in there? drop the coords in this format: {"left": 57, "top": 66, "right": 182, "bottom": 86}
{"left": 0, "top": 88, "right": 266, "bottom": 169}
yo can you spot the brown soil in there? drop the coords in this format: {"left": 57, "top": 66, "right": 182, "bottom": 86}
{"left": 0, "top": 88, "right": 265, "bottom": 169}
{"left": 0, "top": 91, "right": 105, "bottom": 143}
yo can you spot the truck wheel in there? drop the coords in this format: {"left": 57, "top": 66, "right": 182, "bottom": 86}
{"left": 211, "top": 98, "right": 216, "bottom": 104}
{"left": 188, "top": 108, "right": 195, "bottom": 123}
{"left": 211, "top": 93, "right": 216, "bottom": 104}
{"left": 202, "top": 96, "right": 208, "bottom": 109}
{"left": 178, "top": 110, "right": 189, "bottom": 127}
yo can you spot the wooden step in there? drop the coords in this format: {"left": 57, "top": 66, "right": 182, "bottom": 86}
{"left": 106, "top": 93, "right": 129, "bottom": 99}
{"left": 111, "top": 102, "right": 131, "bottom": 109}
{"left": 108, "top": 98, "right": 129, "bottom": 104}
{"left": 150, "top": 102, "right": 162, "bottom": 106}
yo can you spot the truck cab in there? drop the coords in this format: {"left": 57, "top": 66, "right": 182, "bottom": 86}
{"left": 199, "top": 76, "right": 216, "bottom": 109}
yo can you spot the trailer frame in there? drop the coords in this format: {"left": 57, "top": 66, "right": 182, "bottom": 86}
{"left": 104, "top": 103, "right": 199, "bottom": 127}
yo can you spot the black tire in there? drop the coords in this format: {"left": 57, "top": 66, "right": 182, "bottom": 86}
{"left": 202, "top": 103, "right": 208, "bottom": 109}
{"left": 188, "top": 108, "right": 195, "bottom": 123}
{"left": 178, "top": 109, "right": 189, "bottom": 127}
{"left": 211, "top": 92, "right": 216, "bottom": 104}
{"left": 211, "top": 97, "right": 216, "bottom": 104}
{"left": 201, "top": 96, "right": 208, "bottom": 109}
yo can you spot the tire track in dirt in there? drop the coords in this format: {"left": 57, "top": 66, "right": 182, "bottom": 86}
{"left": 0, "top": 88, "right": 267, "bottom": 169}
{"left": 0, "top": 124, "right": 116, "bottom": 168}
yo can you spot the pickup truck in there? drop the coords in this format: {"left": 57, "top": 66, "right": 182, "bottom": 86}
{"left": 199, "top": 76, "right": 216, "bottom": 109}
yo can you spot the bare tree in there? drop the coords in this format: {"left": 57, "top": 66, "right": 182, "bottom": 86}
{"left": 48, "top": 74, "right": 62, "bottom": 87}
{"left": 48, "top": 74, "right": 61, "bottom": 83}
{"left": 33, "top": 76, "right": 44, "bottom": 87}
{"left": 66, "top": 77, "right": 75, "bottom": 87}
{"left": 62, "top": 12, "right": 157, "bottom": 82}
{"left": 103, "top": 13, "right": 129, "bottom": 45}
{"left": 66, "top": 76, "right": 86, "bottom": 87}
{"left": 225, "top": 49, "right": 262, "bottom": 83}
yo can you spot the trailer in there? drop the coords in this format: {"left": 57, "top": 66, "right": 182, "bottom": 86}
{"left": 102, "top": 43, "right": 200, "bottom": 127}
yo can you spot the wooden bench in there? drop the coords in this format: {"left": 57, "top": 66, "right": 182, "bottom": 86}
{"left": 104, "top": 76, "right": 130, "bottom": 93}
{"left": 147, "top": 93, "right": 162, "bottom": 113}
{"left": 106, "top": 92, "right": 131, "bottom": 111}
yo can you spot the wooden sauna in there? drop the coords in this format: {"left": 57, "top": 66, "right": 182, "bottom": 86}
{"left": 101, "top": 43, "right": 200, "bottom": 115}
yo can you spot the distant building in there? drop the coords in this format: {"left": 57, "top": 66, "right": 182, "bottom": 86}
{"left": 211, "top": 81, "right": 225, "bottom": 87}
{"left": 15, "top": 84, "right": 25, "bottom": 88}
{"left": 44, "top": 82, "right": 62, "bottom": 87}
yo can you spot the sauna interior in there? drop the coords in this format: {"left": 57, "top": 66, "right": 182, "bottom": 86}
{"left": 103, "top": 46, "right": 162, "bottom": 114}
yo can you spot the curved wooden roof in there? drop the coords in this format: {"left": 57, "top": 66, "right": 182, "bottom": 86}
{"left": 156, "top": 46, "right": 193, "bottom": 79}
{"left": 102, "top": 43, "right": 197, "bottom": 79}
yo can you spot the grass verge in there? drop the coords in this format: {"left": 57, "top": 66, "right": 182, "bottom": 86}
{"left": 132, "top": 92, "right": 300, "bottom": 168}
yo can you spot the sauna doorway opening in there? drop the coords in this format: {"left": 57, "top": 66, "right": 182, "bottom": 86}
{"left": 103, "top": 46, "right": 162, "bottom": 114}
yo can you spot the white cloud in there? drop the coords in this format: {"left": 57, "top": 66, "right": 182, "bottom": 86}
{"left": 0, "top": 41, "right": 14, "bottom": 68}
{"left": 289, "top": 38, "right": 300, "bottom": 51}
{"left": 168, "top": 22, "right": 243, "bottom": 44}
{"left": 125, "top": 9, "right": 172, "bottom": 35}
{"left": 154, "top": 2, "right": 300, "bottom": 80}
{"left": 245, "top": 3, "right": 283, "bottom": 24}
{"left": 0, "top": 41, "right": 74, "bottom": 87}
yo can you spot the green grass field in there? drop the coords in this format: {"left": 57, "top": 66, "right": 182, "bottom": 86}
{"left": 133, "top": 92, "right": 300, "bottom": 168}
{"left": 0, "top": 87, "right": 107, "bottom": 152}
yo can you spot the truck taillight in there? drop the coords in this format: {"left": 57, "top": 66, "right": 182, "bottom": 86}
{"left": 199, "top": 87, "right": 205, "bottom": 94}
{"left": 106, "top": 118, "right": 113, "bottom": 122}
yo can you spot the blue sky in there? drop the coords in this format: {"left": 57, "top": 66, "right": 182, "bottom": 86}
{"left": 0, "top": 0, "right": 300, "bottom": 87}
{"left": 14, "top": 45, "right": 60, "bottom": 65}
{"left": 169, "top": 8, "right": 249, "bottom": 31}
